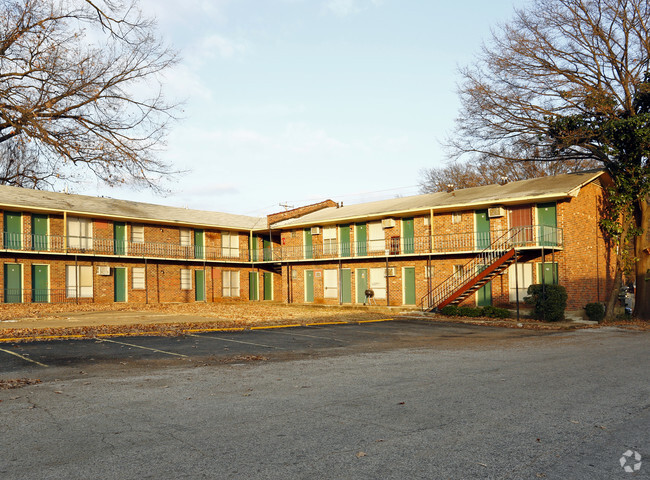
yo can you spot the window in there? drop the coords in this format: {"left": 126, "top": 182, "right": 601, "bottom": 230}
{"left": 323, "top": 226, "right": 337, "bottom": 255}
{"left": 132, "top": 225, "right": 144, "bottom": 243}
{"left": 180, "top": 269, "right": 192, "bottom": 290}
{"left": 425, "top": 265, "right": 434, "bottom": 278}
{"left": 509, "top": 263, "right": 533, "bottom": 302}
{"left": 222, "top": 270, "right": 240, "bottom": 297}
{"left": 452, "top": 213, "right": 462, "bottom": 224}
{"left": 132, "top": 267, "right": 145, "bottom": 289}
{"left": 180, "top": 228, "right": 192, "bottom": 247}
{"left": 423, "top": 216, "right": 431, "bottom": 226}
{"left": 323, "top": 269, "right": 338, "bottom": 298}
{"left": 368, "top": 222, "right": 384, "bottom": 252}
{"left": 67, "top": 217, "right": 93, "bottom": 249}
{"left": 66, "top": 265, "right": 93, "bottom": 298}
{"left": 453, "top": 264, "right": 464, "bottom": 277}
{"left": 369, "top": 267, "right": 387, "bottom": 299}
{"left": 222, "top": 232, "right": 239, "bottom": 258}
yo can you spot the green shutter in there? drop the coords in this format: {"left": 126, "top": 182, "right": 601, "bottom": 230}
{"left": 114, "top": 267, "right": 126, "bottom": 302}
{"left": 340, "top": 269, "right": 352, "bottom": 303}
{"left": 305, "top": 270, "right": 314, "bottom": 302}
{"left": 264, "top": 272, "right": 273, "bottom": 300}
{"left": 4, "top": 212, "right": 22, "bottom": 249}
{"left": 404, "top": 267, "right": 416, "bottom": 305}
{"left": 32, "top": 214, "right": 48, "bottom": 251}
{"left": 194, "top": 230, "right": 204, "bottom": 259}
{"left": 32, "top": 265, "right": 49, "bottom": 303}
{"left": 195, "top": 270, "right": 205, "bottom": 301}
{"left": 114, "top": 222, "right": 126, "bottom": 255}
{"left": 249, "top": 272, "right": 259, "bottom": 300}
{"left": 4, "top": 264, "right": 22, "bottom": 303}
{"left": 402, "top": 218, "right": 415, "bottom": 254}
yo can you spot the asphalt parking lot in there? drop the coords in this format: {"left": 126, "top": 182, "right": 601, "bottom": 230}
{"left": 1, "top": 321, "right": 648, "bottom": 480}
{"left": 0, "top": 319, "right": 548, "bottom": 374}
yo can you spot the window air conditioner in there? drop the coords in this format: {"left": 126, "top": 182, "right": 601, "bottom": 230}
{"left": 311, "top": 227, "right": 321, "bottom": 235}
{"left": 488, "top": 207, "right": 506, "bottom": 218}
{"left": 97, "top": 266, "right": 111, "bottom": 276}
{"left": 381, "top": 219, "right": 396, "bottom": 229}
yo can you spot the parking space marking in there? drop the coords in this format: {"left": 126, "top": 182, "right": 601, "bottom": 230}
{"left": 187, "top": 334, "right": 281, "bottom": 349}
{"left": 264, "top": 329, "right": 343, "bottom": 342}
{"left": 0, "top": 347, "right": 48, "bottom": 367}
{"left": 99, "top": 338, "right": 188, "bottom": 357}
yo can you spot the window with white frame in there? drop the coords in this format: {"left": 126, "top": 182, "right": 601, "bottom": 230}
{"left": 222, "top": 232, "right": 239, "bottom": 258}
{"left": 323, "top": 269, "right": 338, "bottom": 298}
{"left": 131, "top": 224, "right": 144, "bottom": 243}
{"left": 323, "top": 226, "right": 337, "bottom": 255}
{"left": 66, "top": 265, "right": 93, "bottom": 298}
{"left": 368, "top": 222, "right": 384, "bottom": 252}
{"left": 452, "top": 212, "right": 462, "bottom": 224}
{"left": 180, "top": 228, "right": 192, "bottom": 247}
{"left": 453, "top": 264, "right": 464, "bottom": 277}
{"left": 369, "top": 267, "right": 387, "bottom": 299}
{"left": 222, "top": 270, "right": 240, "bottom": 297}
{"left": 67, "top": 216, "right": 93, "bottom": 249}
{"left": 423, "top": 216, "right": 431, "bottom": 226}
{"left": 132, "top": 267, "right": 145, "bottom": 289}
{"left": 180, "top": 269, "right": 192, "bottom": 290}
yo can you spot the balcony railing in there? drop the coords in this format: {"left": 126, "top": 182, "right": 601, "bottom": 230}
{"left": 0, "top": 225, "right": 562, "bottom": 263}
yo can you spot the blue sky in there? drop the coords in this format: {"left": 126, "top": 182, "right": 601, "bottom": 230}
{"left": 89, "top": 0, "right": 517, "bottom": 216}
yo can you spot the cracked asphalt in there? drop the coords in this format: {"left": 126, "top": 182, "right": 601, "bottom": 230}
{"left": 0, "top": 320, "right": 648, "bottom": 479}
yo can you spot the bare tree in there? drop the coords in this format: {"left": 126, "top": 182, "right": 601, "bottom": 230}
{"left": 0, "top": 0, "right": 178, "bottom": 189}
{"left": 449, "top": 0, "right": 650, "bottom": 320}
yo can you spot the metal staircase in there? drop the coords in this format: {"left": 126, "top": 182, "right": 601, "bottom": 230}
{"left": 420, "top": 228, "right": 524, "bottom": 312}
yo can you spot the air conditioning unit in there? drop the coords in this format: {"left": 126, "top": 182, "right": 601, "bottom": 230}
{"left": 311, "top": 226, "right": 321, "bottom": 235}
{"left": 97, "top": 266, "right": 111, "bottom": 276}
{"left": 382, "top": 218, "right": 396, "bottom": 229}
{"left": 488, "top": 206, "right": 506, "bottom": 218}
{"left": 385, "top": 267, "right": 396, "bottom": 277}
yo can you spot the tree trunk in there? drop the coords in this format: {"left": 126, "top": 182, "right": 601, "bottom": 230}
{"left": 605, "top": 269, "right": 622, "bottom": 322}
{"left": 633, "top": 195, "right": 650, "bottom": 321}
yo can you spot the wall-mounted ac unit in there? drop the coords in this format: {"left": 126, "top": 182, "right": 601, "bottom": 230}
{"left": 97, "top": 266, "right": 111, "bottom": 276}
{"left": 310, "top": 226, "right": 321, "bottom": 235}
{"left": 385, "top": 267, "right": 396, "bottom": 277}
{"left": 382, "top": 218, "right": 396, "bottom": 229}
{"left": 488, "top": 206, "right": 506, "bottom": 218}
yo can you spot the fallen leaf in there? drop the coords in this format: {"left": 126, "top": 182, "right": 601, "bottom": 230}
{"left": 356, "top": 452, "right": 366, "bottom": 458}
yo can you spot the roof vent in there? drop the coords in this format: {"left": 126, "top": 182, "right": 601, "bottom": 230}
{"left": 499, "top": 176, "right": 509, "bottom": 185}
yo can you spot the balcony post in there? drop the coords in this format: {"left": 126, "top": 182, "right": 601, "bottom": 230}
{"left": 63, "top": 211, "right": 67, "bottom": 253}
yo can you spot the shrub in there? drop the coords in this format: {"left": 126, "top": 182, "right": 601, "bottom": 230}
{"left": 440, "top": 305, "right": 459, "bottom": 316}
{"left": 457, "top": 306, "right": 482, "bottom": 317}
{"left": 482, "top": 305, "right": 511, "bottom": 318}
{"left": 584, "top": 302, "right": 605, "bottom": 323}
{"left": 525, "top": 284, "right": 567, "bottom": 322}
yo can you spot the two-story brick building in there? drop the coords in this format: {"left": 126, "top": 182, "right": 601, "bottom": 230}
{"left": 0, "top": 170, "right": 614, "bottom": 314}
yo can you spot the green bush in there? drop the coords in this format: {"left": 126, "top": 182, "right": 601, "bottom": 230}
{"left": 440, "top": 305, "right": 459, "bottom": 316}
{"left": 457, "top": 306, "right": 482, "bottom": 317}
{"left": 584, "top": 302, "right": 605, "bottom": 323}
{"left": 525, "top": 284, "right": 567, "bottom": 322}
{"left": 482, "top": 305, "right": 511, "bottom": 318}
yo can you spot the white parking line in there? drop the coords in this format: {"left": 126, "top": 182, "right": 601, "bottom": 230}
{"left": 0, "top": 347, "right": 48, "bottom": 367}
{"left": 99, "top": 339, "right": 188, "bottom": 357}
{"left": 264, "top": 329, "right": 343, "bottom": 342}
{"left": 187, "top": 334, "right": 280, "bottom": 349}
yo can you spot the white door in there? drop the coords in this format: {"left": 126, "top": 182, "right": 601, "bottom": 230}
{"left": 509, "top": 263, "right": 533, "bottom": 302}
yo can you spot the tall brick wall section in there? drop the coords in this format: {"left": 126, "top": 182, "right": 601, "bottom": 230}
{"left": 267, "top": 200, "right": 338, "bottom": 227}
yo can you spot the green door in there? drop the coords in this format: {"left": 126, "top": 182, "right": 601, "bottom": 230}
{"left": 4, "top": 212, "right": 22, "bottom": 249}
{"left": 114, "top": 267, "right": 126, "bottom": 302}
{"left": 340, "top": 269, "right": 352, "bottom": 303}
{"left": 263, "top": 238, "right": 272, "bottom": 261}
{"left": 113, "top": 222, "right": 126, "bottom": 255}
{"left": 340, "top": 225, "right": 351, "bottom": 257}
{"left": 304, "top": 229, "right": 313, "bottom": 259}
{"left": 32, "top": 265, "right": 48, "bottom": 303}
{"left": 4, "top": 264, "right": 22, "bottom": 303}
{"left": 403, "top": 267, "right": 416, "bottom": 305}
{"left": 32, "top": 214, "right": 48, "bottom": 251}
{"left": 305, "top": 270, "right": 314, "bottom": 302}
{"left": 477, "top": 265, "right": 492, "bottom": 306}
{"left": 537, "top": 262, "right": 559, "bottom": 285}
{"left": 475, "top": 210, "right": 490, "bottom": 250}
{"left": 355, "top": 224, "right": 367, "bottom": 256}
{"left": 537, "top": 202, "right": 557, "bottom": 246}
{"left": 356, "top": 268, "right": 368, "bottom": 304}
{"left": 402, "top": 218, "right": 415, "bottom": 254}
{"left": 195, "top": 270, "right": 205, "bottom": 301}
{"left": 250, "top": 237, "right": 258, "bottom": 262}
{"left": 249, "top": 272, "right": 259, "bottom": 300}
{"left": 194, "top": 230, "right": 204, "bottom": 259}
{"left": 264, "top": 272, "right": 273, "bottom": 300}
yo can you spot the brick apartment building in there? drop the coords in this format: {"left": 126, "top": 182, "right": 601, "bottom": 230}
{"left": 0, "top": 170, "right": 615, "bottom": 314}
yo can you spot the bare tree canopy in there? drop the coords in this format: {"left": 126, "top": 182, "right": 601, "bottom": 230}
{"left": 0, "top": 0, "right": 178, "bottom": 189}
{"left": 448, "top": 0, "right": 650, "bottom": 319}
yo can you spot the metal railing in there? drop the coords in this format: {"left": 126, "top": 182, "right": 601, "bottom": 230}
{"left": 420, "top": 226, "right": 556, "bottom": 310}
{"left": 0, "top": 225, "right": 562, "bottom": 263}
